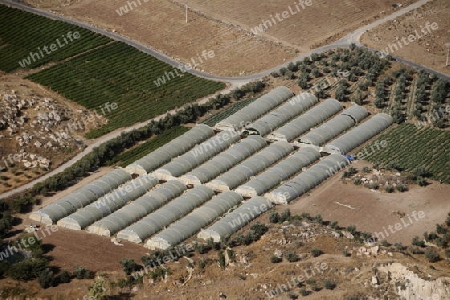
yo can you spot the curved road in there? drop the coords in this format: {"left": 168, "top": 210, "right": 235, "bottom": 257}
{"left": 0, "top": 0, "right": 448, "bottom": 199}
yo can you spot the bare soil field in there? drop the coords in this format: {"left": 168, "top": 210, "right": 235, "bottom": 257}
{"left": 23, "top": 0, "right": 417, "bottom": 77}
{"left": 289, "top": 160, "right": 450, "bottom": 245}
{"left": 361, "top": 0, "right": 450, "bottom": 75}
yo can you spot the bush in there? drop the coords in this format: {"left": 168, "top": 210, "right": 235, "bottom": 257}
{"left": 311, "top": 249, "right": 323, "bottom": 257}
{"left": 269, "top": 211, "right": 280, "bottom": 223}
{"left": 270, "top": 255, "right": 282, "bottom": 263}
{"left": 218, "top": 251, "right": 226, "bottom": 269}
{"left": 395, "top": 184, "right": 408, "bottom": 192}
{"left": 330, "top": 221, "right": 339, "bottom": 229}
{"left": 280, "top": 209, "right": 291, "bottom": 222}
{"left": 120, "top": 258, "right": 140, "bottom": 275}
{"left": 285, "top": 252, "right": 299, "bottom": 263}
{"left": 353, "top": 178, "right": 362, "bottom": 185}
{"left": 300, "top": 289, "right": 309, "bottom": 296}
{"left": 425, "top": 248, "right": 440, "bottom": 262}
{"left": 73, "top": 266, "right": 93, "bottom": 279}
{"left": 324, "top": 279, "right": 336, "bottom": 290}
{"left": 59, "top": 270, "right": 71, "bottom": 283}
{"left": 412, "top": 236, "right": 425, "bottom": 247}
{"left": 381, "top": 240, "right": 391, "bottom": 247}
{"left": 409, "top": 246, "right": 424, "bottom": 254}
{"left": 250, "top": 223, "right": 269, "bottom": 237}
{"left": 384, "top": 185, "right": 395, "bottom": 193}
{"left": 394, "top": 243, "right": 406, "bottom": 251}
{"left": 38, "top": 269, "right": 54, "bottom": 289}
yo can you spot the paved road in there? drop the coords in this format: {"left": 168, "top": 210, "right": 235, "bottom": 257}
{"left": 0, "top": 0, "right": 447, "bottom": 199}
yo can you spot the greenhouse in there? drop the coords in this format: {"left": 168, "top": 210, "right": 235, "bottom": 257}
{"left": 179, "top": 136, "right": 267, "bottom": 185}
{"left": 117, "top": 186, "right": 215, "bottom": 243}
{"left": 206, "top": 141, "right": 295, "bottom": 191}
{"left": 235, "top": 147, "right": 320, "bottom": 197}
{"left": 126, "top": 124, "right": 214, "bottom": 174}
{"left": 299, "top": 104, "right": 368, "bottom": 146}
{"left": 266, "top": 98, "right": 343, "bottom": 142}
{"left": 197, "top": 196, "right": 273, "bottom": 242}
{"left": 265, "top": 154, "right": 350, "bottom": 204}
{"left": 153, "top": 130, "right": 241, "bottom": 180}
{"left": 29, "top": 168, "right": 132, "bottom": 225}
{"left": 57, "top": 174, "right": 158, "bottom": 230}
{"left": 215, "top": 86, "right": 294, "bottom": 131}
{"left": 146, "top": 191, "right": 244, "bottom": 249}
{"left": 324, "top": 113, "right": 394, "bottom": 154}
{"left": 245, "top": 93, "right": 317, "bottom": 136}
{"left": 87, "top": 181, "right": 187, "bottom": 236}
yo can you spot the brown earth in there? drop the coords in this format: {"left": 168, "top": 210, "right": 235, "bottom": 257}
{"left": 361, "top": 0, "right": 450, "bottom": 75}
{"left": 23, "top": 0, "right": 417, "bottom": 77}
{"left": 288, "top": 160, "right": 450, "bottom": 245}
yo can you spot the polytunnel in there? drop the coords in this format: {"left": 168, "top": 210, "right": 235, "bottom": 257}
{"left": 245, "top": 93, "right": 317, "bottom": 136}
{"left": 197, "top": 196, "right": 273, "bottom": 242}
{"left": 235, "top": 147, "right": 320, "bottom": 197}
{"left": 299, "top": 104, "right": 368, "bottom": 146}
{"left": 153, "top": 130, "right": 241, "bottom": 180}
{"left": 266, "top": 98, "right": 343, "bottom": 141}
{"left": 56, "top": 174, "right": 158, "bottom": 230}
{"left": 265, "top": 154, "right": 350, "bottom": 204}
{"left": 117, "top": 186, "right": 214, "bottom": 243}
{"left": 146, "top": 191, "right": 244, "bottom": 249}
{"left": 87, "top": 181, "right": 186, "bottom": 236}
{"left": 324, "top": 113, "right": 394, "bottom": 154}
{"left": 215, "top": 86, "right": 294, "bottom": 131}
{"left": 126, "top": 124, "right": 214, "bottom": 174}
{"left": 206, "top": 141, "right": 294, "bottom": 192}
{"left": 29, "top": 168, "right": 131, "bottom": 225}
{"left": 179, "top": 136, "right": 267, "bottom": 185}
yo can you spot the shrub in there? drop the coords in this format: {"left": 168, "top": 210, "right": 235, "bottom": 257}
{"left": 285, "top": 252, "right": 299, "bottom": 263}
{"left": 330, "top": 221, "right": 339, "bottom": 229}
{"left": 218, "top": 251, "right": 226, "bottom": 269}
{"left": 381, "top": 240, "right": 391, "bottom": 247}
{"left": 395, "top": 184, "right": 408, "bottom": 192}
{"left": 346, "top": 225, "right": 357, "bottom": 235}
{"left": 73, "top": 266, "right": 93, "bottom": 279}
{"left": 269, "top": 211, "right": 280, "bottom": 223}
{"left": 59, "top": 270, "right": 71, "bottom": 283}
{"left": 394, "top": 243, "right": 406, "bottom": 251}
{"left": 270, "top": 255, "right": 282, "bottom": 263}
{"left": 425, "top": 248, "right": 440, "bottom": 263}
{"left": 412, "top": 236, "right": 425, "bottom": 247}
{"left": 353, "top": 178, "right": 362, "bottom": 185}
{"left": 38, "top": 269, "right": 54, "bottom": 289}
{"left": 300, "top": 289, "right": 309, "bottom": 296}
{"left": 409, "top": 246, "right": 424, "bottom": 254}
{"left": 324, "top": 279, "right": 336, "bottom": 290}
{"left": 120, "top": 258, "right": 140, "bottom": 275}
{"left": 280, "top": 209, "right": 291, "bottom": 222}
{"left": 384, "top": 185, "right": 395, "bottom": 193}
{"left": 445, "top": 249, "right": 450, "bottom": 258}
{"left": 311, "top": 249, "right": 323, "bottom": 257}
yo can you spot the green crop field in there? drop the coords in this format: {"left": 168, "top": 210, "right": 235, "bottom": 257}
{"left": 364, "top": 123, "right": 450, "bottom": 183}
{"left": 202, "top": 98, "right": 256, "bottom": 127}
{"left": 109, "top": 126, "right": 189, "bottom": 167}
{"left": 0, "top": 5, "right": 110, "bottom": 72}
{"left": 27, "top": 41, "right": 225, "bottom": 138}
